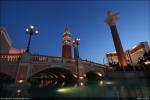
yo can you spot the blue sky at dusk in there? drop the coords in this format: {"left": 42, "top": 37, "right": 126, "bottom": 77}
{"left": 0, "top": 0, "right": 149, "bottom": 63}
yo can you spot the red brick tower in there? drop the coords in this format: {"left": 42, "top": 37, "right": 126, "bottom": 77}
{"left": 62, "top": 26, "right": 72, "bottom": 61}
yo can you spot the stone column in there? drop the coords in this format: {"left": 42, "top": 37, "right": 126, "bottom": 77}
{"left": 105, "top": 11, "right": 127, "bottom": 67}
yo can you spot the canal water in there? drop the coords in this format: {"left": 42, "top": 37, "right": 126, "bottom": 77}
{"left": 0, "top": 78, "right": 150, "bottom": 98}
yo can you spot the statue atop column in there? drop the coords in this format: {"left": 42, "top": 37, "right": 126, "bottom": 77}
{"left": 105, "top": 11, "right": 118, "bottom": 26}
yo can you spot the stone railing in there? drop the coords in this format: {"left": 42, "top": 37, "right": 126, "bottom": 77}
{"left": 32, "top": 55, "right": 49, "bottom": 62}
{"left": 0, "top": 54, "right": 106, "bottom": 69}
{"left": 80, "top": 60, "right": 106, "bottom": 68}
{"left": 0, "top": 54, "right": 21, "bottom": 63}
{"left": 31, "top": 55, "right": 75, "bottom": 63}
{"left": 31, "top": 55, "right": 106, "bottom": 68}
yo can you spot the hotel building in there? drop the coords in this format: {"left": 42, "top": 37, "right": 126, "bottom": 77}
{"left": 0, "top": 27, "right": 12, "bottom": 54}
{"left": 0, "top": 26, "right": 25, "bottom": 54}
{"left": 106, "top": 42, "right": 150, "bottom": 66}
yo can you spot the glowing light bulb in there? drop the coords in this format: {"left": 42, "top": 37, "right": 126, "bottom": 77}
{"left": 26, "top": 28, "right": 29, "bottom": 32}
{"left": 35, "top": 30, "right": 39, "bottom": 34}
{"left": 30, "top": 25, "right": 34, "bottom": 29}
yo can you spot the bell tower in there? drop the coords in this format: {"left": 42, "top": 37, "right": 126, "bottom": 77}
{"left": 62, "top": 25, "right": 72, "bottom": 61}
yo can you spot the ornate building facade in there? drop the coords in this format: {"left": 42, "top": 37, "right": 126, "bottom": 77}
{"left": 0, "top": 26, "right": 25, "bottom": 54}
{"left": 0, "top": 27, "right": 12, "bottom": 54}
{"left": 106, "top": 42, "right": 150, "bottom": 66}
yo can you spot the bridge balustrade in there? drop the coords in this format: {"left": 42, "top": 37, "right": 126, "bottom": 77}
{"left": 32, "top": 55, "right": 76, "bottom": 64}
{"left": 49, "top": 57, "right": 62, "bottom": 63}
{"left": 80, "top": 60, "right": 106, "bottom": 69}
{"left": 62, "top": 59, "right": 75, "bottom": 63}
{"left": 0, "top": 54, "right": 21, "bottom": 63}
{"left": 32, "top": 55, "right": 63, "bottom": 63}
{"left": 32, "top": 55, "right": 49, "bottom": 62}
{"left": 0, "top": 54, "right": 106, "bottom": 69}
{"left": 80, "top": 60, "right": 93, "bottom": 66}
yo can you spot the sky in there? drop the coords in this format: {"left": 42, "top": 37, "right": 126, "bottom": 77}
{"left": 0, "top": 0, "right": 149, "bottom": 64}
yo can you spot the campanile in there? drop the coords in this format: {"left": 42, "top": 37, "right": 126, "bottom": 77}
{"left": 62, "top": 26, "right": 72, "bottom": 61}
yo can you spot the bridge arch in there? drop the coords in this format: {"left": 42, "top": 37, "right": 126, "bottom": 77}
{"left": 0, "top": 54, "right": 106, "bottom": 83}
{"left": 0, "top": 73, "right": 14, "bottom": 81}
{"left": 31, "top": 63, "right": 77, "bottom": 77}
{"left": 31, "top": 67, "right": 77, "bottom": 81}
{"left": 85, "top": 70, "right": 104, "bottom": 80}
{"left": 0, "top": 66, "right": 18, "bottom": 79}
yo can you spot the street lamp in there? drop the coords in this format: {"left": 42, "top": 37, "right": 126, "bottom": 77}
{"left": 25, "top": 25, "right": 38, "bottom": 52}
{"left": 73, "top": 38, "right": 80, "bottom": 80}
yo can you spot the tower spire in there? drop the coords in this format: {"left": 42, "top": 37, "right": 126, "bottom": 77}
{"left": 64, "top": 24, "right": 69, "bottom": 32}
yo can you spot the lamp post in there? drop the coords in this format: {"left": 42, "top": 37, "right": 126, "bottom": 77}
{"left": 25, "top": 25, "right": 38, "bottom": 52}
{"left": 73, "top": 38, "right": 80, "bottom": 80}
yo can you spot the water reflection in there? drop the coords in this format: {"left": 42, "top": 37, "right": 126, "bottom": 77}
{"left": 108, "top": 79, "right": 150, "bottom": 97}
{"left": 0, "top": 78, "right": 150, "bottom": 97}
{"left": 57, "top": 87, "right": 73, "bottom": 93}
{"left": 104, "top": 81, "right": 114, "bottom": 85}
{"left": 16, "top": 89, "right": 22, "bottom": 96}
{"left": 80, "top": 82, "right": 84, "bottom": 86}
{"left": 0, "top": 82, "right": 31, "bottom": 97}
{"left": 61, "top": 82, "right": 65, "bottom": 87}
{"left": 98, "top": 80, "right": 104, "bottom": 86}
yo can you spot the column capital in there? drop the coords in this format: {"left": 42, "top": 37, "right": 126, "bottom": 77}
{"left": 105, "top": 11, "right": 118, "bottom": 26}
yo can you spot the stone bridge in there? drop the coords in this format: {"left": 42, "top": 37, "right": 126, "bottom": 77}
{"left": 0, "top": 53, "right": 106, "bottom": 83}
